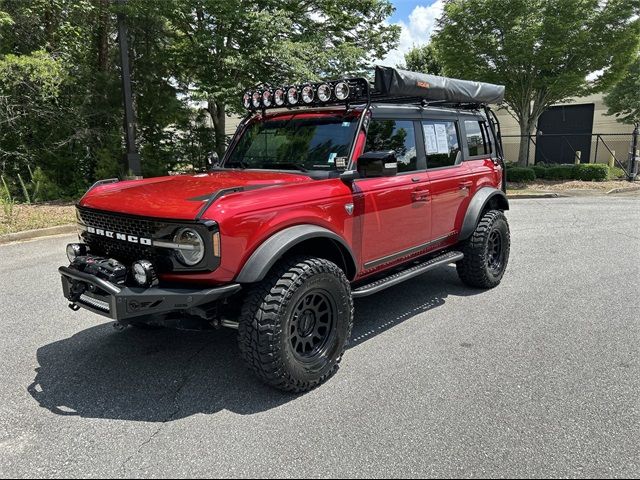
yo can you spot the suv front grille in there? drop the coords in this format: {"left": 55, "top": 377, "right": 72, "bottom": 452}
{"left": 78, "top": 208, "right": 171, "bottom": 267}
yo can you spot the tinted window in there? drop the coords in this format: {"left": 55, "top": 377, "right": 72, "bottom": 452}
{"left": 226, "top": 113, "right": 358, "bottom": 171}
{"left": 422, "top": 120, "right": 461, "bottom": 169}
{"left": 465, "top": 120, "right": 492, "bottom": 156}
{"left": 365, "top": 120, "right": 418, "bottom": 173}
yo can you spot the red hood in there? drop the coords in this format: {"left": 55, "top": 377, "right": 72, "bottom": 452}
{"left": 79, "top": 170, "right": 312, "bottom": 220}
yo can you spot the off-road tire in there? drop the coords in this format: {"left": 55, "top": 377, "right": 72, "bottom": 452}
{"left": 457, "top": 210, "right": 510, "bottom": 289}
{"left": 238, "top": 256, "right": 353, "bottom": 393}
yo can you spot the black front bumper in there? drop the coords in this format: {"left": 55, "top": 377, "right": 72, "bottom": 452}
{"left": 59, "top": 266, "right": 241, "bottom": 322}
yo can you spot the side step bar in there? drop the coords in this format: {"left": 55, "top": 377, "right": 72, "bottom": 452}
{"left": 352, "top": 251, "right": 464, "bottom": 298}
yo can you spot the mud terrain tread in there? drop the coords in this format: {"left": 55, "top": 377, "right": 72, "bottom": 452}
{"left": 457, "top": 210, "right": 510, "bottom": 289}
{"left": 238, "top": 256, "right": 353, "bottom": 393}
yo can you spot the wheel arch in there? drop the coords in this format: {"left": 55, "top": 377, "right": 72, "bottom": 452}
{"left": 459, "top": 187, "right": 509, "bottom": 241}
{"left": 235, "top": 224, "right": 357, "bottom": 283}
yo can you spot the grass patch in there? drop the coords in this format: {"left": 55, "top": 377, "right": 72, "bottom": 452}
{"left": 0, "top": 203, "right": 76, "bottom": 236}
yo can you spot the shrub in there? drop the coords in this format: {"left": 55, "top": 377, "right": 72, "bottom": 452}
{"left": 573, "top": 164, "right": 609, "bottom": 181}
{"left": 507, "top": 167, "right": 536, "bottom": 182}
{"left": 544, "top": 165, "right": 576, "bottom": 180}
{"left": 608, "top": 166, "right": 626, "bottom": 180}
{"left": 532, "top": 165, "right": 546, "bottom": 179}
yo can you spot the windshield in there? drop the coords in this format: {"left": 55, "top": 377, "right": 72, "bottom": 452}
{"left": 225, "top": 112, "right": 359, "bottom": 171}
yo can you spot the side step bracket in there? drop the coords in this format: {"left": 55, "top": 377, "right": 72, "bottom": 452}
{"left": 352, "top": 251, "right": 463, "bottom": 298}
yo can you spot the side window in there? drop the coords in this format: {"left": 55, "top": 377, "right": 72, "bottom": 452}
{"left": 365, "top": 119, "right": 418, "bottom": 173}
{"left": 422, "top": 120, "right": 461, "bottom": 169}
{"left": 464, "top": 120, "right": 492, "bottom": 157}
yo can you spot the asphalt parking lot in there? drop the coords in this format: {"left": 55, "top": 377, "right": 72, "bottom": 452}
{"left": 0, "top": 195, "right": 638, "bottom": 478}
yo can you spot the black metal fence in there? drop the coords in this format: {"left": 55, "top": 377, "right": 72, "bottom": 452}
{"left": 502, "top": 133, "right": 636, "bottom": 176}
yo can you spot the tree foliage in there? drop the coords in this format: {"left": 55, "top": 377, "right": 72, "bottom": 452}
{"left": 0, "top": 0, "right": 399, "bottom": 200}
{"left": 432, "top": 0, "right": 640, "bottom": 164}
{"left": 401, "top": 44, "right": 442, "bottom": 75}
{"left": 604, "top": 56, "right": 640, "bottom": 126}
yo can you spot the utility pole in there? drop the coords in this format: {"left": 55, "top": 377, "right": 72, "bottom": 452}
{"left": 116, "top": 2, "right": 141, "bottom": 178}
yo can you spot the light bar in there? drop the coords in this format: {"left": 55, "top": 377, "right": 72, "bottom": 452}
{"left": 242, "top": 78, "right": 369, "bottom": 111}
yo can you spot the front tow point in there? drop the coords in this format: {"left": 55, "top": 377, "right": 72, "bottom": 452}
{"left": 113, "top": 322, "right": 127, "bottom": 331}
{"left": 68, "top": 303, "right": 80, "bottom": 312}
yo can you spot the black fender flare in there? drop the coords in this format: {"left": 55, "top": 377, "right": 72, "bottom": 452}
{"left": 235, "top": 224, "right": 357, "bottom": 283}
{"left": 459, "top": 187, "right": 509, "bottom": 241}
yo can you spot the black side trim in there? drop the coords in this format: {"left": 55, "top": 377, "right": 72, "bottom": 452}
{"left": 459, "top": 187, "right": 509, "bottom": 241}
{"left": 235, "top": 225, "right": 357, "bottom": 283}
{"left": 363, "top": 233, "right": 454, "bottom": 270}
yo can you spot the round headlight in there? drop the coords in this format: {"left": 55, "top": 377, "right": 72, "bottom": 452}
{"left": 132, "top": 260, "right": 158, "bottom": 288}
{"left": 66, "top": 243, "right": 87, "bottom": 262}
{"left": 335, "top": 81, "right": 350, "bottom": 100}
{"left": 243, "top": 93, "right": 251, "bottom": 109}
{"left": 252, "top": 92, "right": 261, "bottom": 108}
{"left": 173, "top": 228, "right": 205, "bottom": 266}
{"left": 287, "top": 87, "right": 298, "bottom": 105}
{"left": 274, "top": 88, "right": 285, "bottom": 106}
{"left": 317, "top": 83, "right": 331, "bottom": 102}
{"left": 262, "top": 90, "right": 272, "bottom": 107}
{"left": 302, "top": 85, "right": 314, "bottom": 104}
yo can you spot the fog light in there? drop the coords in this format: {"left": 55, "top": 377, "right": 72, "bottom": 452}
{"left": 132, "top": 260, "right": 158, "bottom": 288}
{"left": 66, "top": 243, "right": 87, "bottom": 262}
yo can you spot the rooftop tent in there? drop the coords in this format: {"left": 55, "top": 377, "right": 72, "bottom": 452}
{"left": 373, "top": 66, "right": 505, "bottom": 105}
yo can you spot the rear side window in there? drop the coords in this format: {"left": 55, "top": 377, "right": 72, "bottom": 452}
{"left": 464, "top": 120, "right": 493, "bottom": 157}
{"left": 365, "top": 119, "right": 418, "bottom": 172}
{"left": 422, "top": 120, "right": 461, "bottom": 169}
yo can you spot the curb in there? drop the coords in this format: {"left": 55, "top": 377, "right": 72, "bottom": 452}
{"left": 507, "top": 193, "right": 562, "bottom": 199}
{"left": 0, "top": 224, "right": 76, "bottom": 245}
{"left": 606, "top": 187, "right": 640, "bottom": 195}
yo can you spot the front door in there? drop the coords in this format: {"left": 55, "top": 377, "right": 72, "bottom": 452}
{"left": 354, "top": 119, "right": 431, "bottom": 271}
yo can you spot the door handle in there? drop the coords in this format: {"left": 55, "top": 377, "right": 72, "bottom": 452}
{"left": 459, "top": 181, "right": 472, "bottom": 190}
{"left": 412, "top": 188, "right": 430, "bottom": 202}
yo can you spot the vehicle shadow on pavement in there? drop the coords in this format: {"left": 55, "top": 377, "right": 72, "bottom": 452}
{"left": 28, "top": 266, "right": 480, "bottom": 422}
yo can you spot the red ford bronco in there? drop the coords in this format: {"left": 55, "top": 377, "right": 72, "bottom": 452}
{"left": 59, "top": 66, "right": 510, "bottom": 392}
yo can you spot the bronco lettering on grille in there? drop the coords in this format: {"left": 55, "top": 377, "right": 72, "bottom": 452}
{"left": 86, "top": 226, "right": 152, "bottom": 246}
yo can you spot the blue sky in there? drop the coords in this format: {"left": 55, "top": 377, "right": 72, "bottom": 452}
{"left": 381, "top": 0, "right": 444, "bottom": 67}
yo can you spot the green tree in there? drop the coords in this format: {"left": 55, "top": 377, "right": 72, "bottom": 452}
{"left": 432, "top": 0, "right": 640, "bottom": 164}
{"left": 604, "top": 56, "right": 640, "bottom": 126}
{"left": 401, "top": 44, "right": 442, "bottom": 75}
{"left": 132, "top": 0, "right": 400, "bottom": 158}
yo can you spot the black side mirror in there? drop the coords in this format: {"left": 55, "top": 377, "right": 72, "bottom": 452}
{"left": 356, "top": 151, "right": 398, "bottom": 178}
{"left": 339, "top": 170, "right": 359, "bottom": 184}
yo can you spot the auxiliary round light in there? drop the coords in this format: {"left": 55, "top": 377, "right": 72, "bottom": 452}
{"left": 251, "top": 91, "right": 261, "bottom": 108}
{"left": 243, "top": 93, "right": 251, "bottom": 109}
{"left": 66, "top": 243, "right": 87, "bottom": 262}
{"left": 334, "top": 81, "right": 350, "bottom": 100}
{"left": 301, "top": 85, "right": 314, "bottom": 104}
{"left": 173, "top": 228, "right": 205, "bottom": 266}
{"left": 132, "top": 260, "right": 158, "bottom": 288}
{"left": 274, "top": 88, "right": 285, "bottom": 106}
{"left": 317, "top": 83, "right": 331, "bottom": 102}
{"left": 287, "top": 87, "right": 299, "bottom": 105}
{"left": 262, "top": 90, "right": 272, "bottom": 107}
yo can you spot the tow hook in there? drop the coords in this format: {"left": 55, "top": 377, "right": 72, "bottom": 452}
{"left": 113, "top": 322, "right": 127, "bottom": 331}
{"left": 68, "top": 303, "right": 80, "bottom": 312}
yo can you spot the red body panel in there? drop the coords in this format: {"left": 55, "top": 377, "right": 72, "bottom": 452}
{"left": 79, "top": 110, "right": 502, "bottom": 286}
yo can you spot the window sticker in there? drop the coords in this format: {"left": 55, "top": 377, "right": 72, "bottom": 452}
{"left": 342, "top": 121, "right": 351, "bottom": 127}
{"left": 423, "top": 124, "right": 438, "bottom": 154}
{"left": 335, "top": 156, "right": 347, "bottom": 169}
{"left": 434, "top": 123, "right": 449, "bottom": 154}
{"left": 327, "top": 152, "right": 337, "bottom": 164}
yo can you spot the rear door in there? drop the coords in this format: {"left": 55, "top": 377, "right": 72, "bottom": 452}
{"left": 422, "top": 116, "right": 471, "bottom": 241}
{"left": 354, "top": 118, "right": 431, "bottom": 271}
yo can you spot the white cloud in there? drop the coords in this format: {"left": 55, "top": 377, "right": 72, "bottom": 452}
{"left": 380, "top": 1, "right": 445, "bottom": 67}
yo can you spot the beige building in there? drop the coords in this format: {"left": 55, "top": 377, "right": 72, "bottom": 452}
{"left": 495, "top": 93, "right": 634, "bottom": 166}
